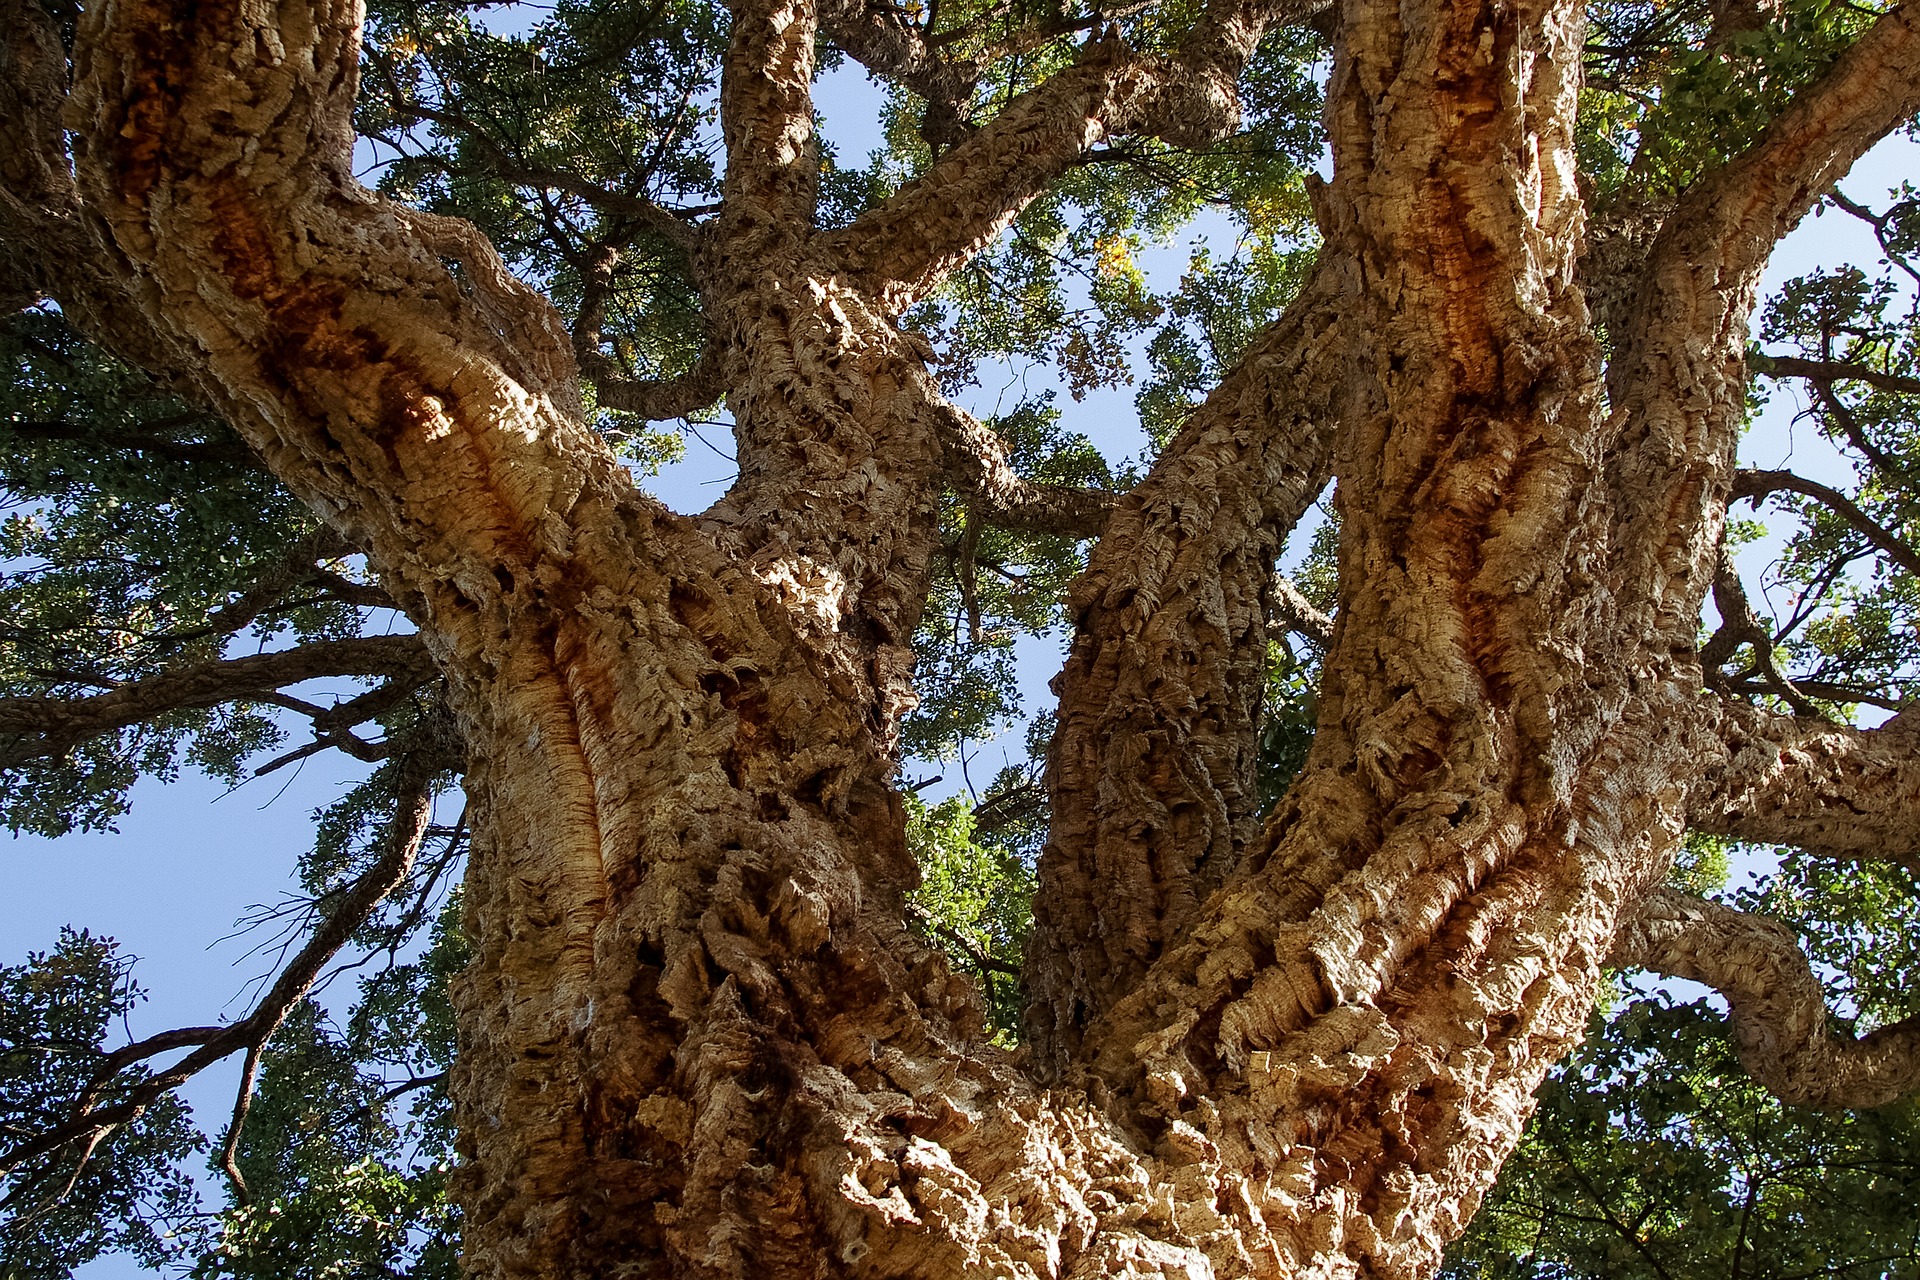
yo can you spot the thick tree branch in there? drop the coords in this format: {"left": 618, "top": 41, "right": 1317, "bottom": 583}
{"left": 1733, "top": 467, "right": 1920, "bottom": 579}
{"left": 582, "top": 342, "right": 730, "bottom": 422}
{"left": 717, "top": 0, "right": 822, "bottom": 240}
{"left": 932, "top": 398, "right": 1116, "bottom": 539}
{"left": 821, "top": 0, "right": 1329, "bottom": 312}
{"left": 0, "top": 0, "right": 81, "bottom": 304}
{"left": 0, "top": 0, "right": 184, "bottom": 376}
{"left": 54, "top": 0, "right": 747, "bottom": 808}
{"left": 1614, "top": 887, "right": 1920, "bottom": 1108}
{"left": 815, "top": 0, "right": 983, "bottom": 142}
{"left": 1687, "top": 693, "right": 1920, "bottom": 862}
{"left": 1026, "top": 263, "right": 1343, "bottom": 1065}
{"left": 0, "top": 635, "right": 435, "bottom": 771}
{"left": 1607, "top": 1, "right": 1920, "bottom": 648}
{"left": 1807, "top": 377, "right": 1920, "bottom": 485}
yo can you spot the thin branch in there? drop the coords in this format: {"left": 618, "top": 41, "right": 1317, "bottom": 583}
{"left": 363, "top": 44, "right": 702, "bottom": 253}
{"left": 1720, "top": 676, "right": 1905, "bottom": 711}
{"left": 1732, "top": 468, "right": 1920, "bottom": 580}
{"left": 907, "top": 902, "right": 1021, "bottom": 976}
{"left": 0, "top": 743, "right": 447, "bottom": 1195}
{"left": 0, "top": 418, "right": 263, "bottom": 469}
{"left": 194, "top": 528, "right": 362, "bottom": 640}
{"left": 1807, "top": 376, "right": 1918, "bottom": 484}
{"left": 218, "top": 1042, "right": 266, "bottom": 1203}
{"left": 0, "top": 635, "right": 435, "bottom": 771}
{"left": 1700, "top": 551, "right": 1827, "bottom": 719}
{"left": 1749, "top": 350, "right": 1920, "bottom": 398}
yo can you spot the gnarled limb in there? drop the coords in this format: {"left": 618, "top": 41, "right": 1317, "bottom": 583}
{"left": 0, "top": 0, "right": 182, "bottom": 375}
{"left": 1614, "top": 887, "right": 1920, "bottom": 1108}
{"left": 1698, "top": 551, "right": 1826, "bottom": 719}
{"left": 1055, "top": 0, "right": 1660, "bottom": 1268}
{"left": 1605, "top": 2, "right": 1920, "bottom": 648}
{"left": 815, "top": 0, "right": 982, "bottom": 143}
{"left": 582, "top": 342, "right": 730, "bottom": 422}
{"left": 1687, "top": 694, "right": 1920, "bottom": 864}
{"left": 0, "top": 0, "right": 76, "bottom": 292}
{"left": 1025, "top": 263, "right": 1343, "bottom": 1067}
{"left": 715, "top": 0, "right": 821, "bottom": 250}
{"left": 0, "top": 635, "right": 436, "bottom": 772}
{"left": 932, "top": 397, "right": 1115, "bottom": 539}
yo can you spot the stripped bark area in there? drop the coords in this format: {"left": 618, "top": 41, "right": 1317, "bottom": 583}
{"left": 8, "top": 0, "right": 1920, "bottom": 1271}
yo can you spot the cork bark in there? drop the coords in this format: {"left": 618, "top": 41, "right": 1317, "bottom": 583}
{"left": 10, "top": 0, "right": 1920, "bottom": 1273}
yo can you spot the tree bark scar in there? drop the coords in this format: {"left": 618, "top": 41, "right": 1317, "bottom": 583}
{"left": 111, "top": 0, "right": 226, "bottom": 208}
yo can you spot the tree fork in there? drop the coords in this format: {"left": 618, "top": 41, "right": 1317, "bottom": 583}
{"left": 23, "top": 0, "right": 1920, "bottom": 1270}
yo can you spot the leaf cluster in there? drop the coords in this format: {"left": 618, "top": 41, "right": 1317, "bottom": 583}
{"left": 0, "top": 931, "right": 202, "bottom": 1280}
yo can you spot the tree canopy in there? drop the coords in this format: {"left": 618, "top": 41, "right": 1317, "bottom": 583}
{"left": 3, "top": 0, "right": 1920, "bottom": 1272}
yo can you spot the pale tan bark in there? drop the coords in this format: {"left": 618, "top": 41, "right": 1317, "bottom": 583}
{"left": 1026, "top": 265, "right": 1344, "bottom": 1068}
{"left": 1614, "top": 888, "right": 1920, "bottom": 1108}
{"left": 18, "top": 0, "right": 1920, "bottom": 1272}
{"left": 1688, "top": 697, "right": 1920, "bottom": 864}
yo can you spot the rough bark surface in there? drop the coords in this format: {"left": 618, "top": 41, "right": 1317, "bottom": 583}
{"left": 12, "top": 0, "right": 1920, "bottom": 1272}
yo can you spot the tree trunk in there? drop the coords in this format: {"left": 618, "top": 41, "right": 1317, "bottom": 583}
{"left": 16, "top": 0, "right": 1920, "bottom": 1268}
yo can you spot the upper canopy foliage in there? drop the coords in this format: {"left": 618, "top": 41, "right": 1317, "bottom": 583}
{"left": 2, "top": 0, "right": 1919, "bottom": 1270}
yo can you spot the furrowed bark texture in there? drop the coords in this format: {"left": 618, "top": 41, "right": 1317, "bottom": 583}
{"left": 1613, "top": 888, "right": 1920, "bottom": 1108}
{"left": 28, "top": 0, "right": 1920, "bottom": 1271}
{"left": 1026, "top": 266, "right": 1345, "bottom": 1067}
